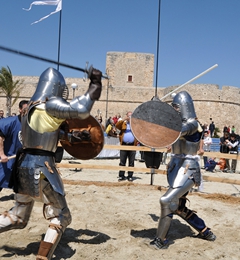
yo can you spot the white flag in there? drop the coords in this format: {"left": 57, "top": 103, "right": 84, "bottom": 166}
{"left": 23, "top": 0, "right": 62, "bottom": 25}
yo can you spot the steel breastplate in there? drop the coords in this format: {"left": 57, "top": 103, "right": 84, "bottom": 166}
{"left": 21, "top": 107, "right": 59, "bottom": 152}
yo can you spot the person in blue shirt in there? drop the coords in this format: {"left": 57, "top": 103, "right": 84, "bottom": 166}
{"left": 116, "top": 111, "right": 137, "bottom": 181}
{"left": 0, "top": 100, "right": 28, "bottom": 191}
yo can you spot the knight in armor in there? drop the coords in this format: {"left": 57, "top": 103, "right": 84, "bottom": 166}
{"left": 150, "top": 91, "right": 216, "bottom": 249}
{"left": 0, "top": 67, "right": 102, "bottom": 259}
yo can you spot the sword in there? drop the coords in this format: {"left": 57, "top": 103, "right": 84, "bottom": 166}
{"left": 160, "top": 64, "right": 218, "bottom": 101}
{"left": 0, "top": 45, "right": 109, "bottom": 79}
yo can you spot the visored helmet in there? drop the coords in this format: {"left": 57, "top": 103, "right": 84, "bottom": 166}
{"left": 172, "top": 91, "right": 196, "bottom": 121}
{"left": 30, "top": 67, "right": 69, "bottom": 103}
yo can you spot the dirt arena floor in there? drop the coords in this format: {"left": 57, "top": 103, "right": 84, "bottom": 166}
{"left": 0, "top": 158, "right": 239, "bottom": 260}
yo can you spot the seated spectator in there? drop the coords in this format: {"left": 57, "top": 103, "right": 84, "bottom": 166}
{"left": 218, "top": 158, "right": 226, "bottom": 171}
{"left": 220, "top": 131, "right": 230, "bottom": 172}
{"left": 205, "top": 158, "right": 218, "bottom": 172}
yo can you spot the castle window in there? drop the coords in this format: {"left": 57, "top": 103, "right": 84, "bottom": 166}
{"left": 127, "top": 75, "right": 133, "bottom": 82}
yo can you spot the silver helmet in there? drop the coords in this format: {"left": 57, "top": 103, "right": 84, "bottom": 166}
{"left": 30, "top": 67, "right": 69, "bottom": 102}
{"left": 171, "top": 91, "right": 196, "bottom": 121}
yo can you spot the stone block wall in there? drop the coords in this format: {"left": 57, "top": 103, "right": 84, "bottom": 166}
{"left": 106, "top": 52, "right": 154, "bottom": 87}
{"left": 0, "top": 51, "right": 239, "bottom": 135}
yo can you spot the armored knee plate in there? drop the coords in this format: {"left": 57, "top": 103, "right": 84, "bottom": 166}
{"left": 42, "top": 182, "right": 72, "bottom": 227}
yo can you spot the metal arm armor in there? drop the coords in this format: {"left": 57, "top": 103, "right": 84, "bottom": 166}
{"left": 181, "top": 118, "right": 199, "bottom": 136}
{"left": 46, "top": 93, "right": 94, "bottom": 120}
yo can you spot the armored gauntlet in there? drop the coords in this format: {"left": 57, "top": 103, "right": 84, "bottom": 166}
{"left": 86, "top": 68, "right": 102, "bottom": 100}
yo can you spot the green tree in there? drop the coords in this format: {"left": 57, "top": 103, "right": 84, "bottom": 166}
{"left": 0, "top": 66, "right": 24, "bottom": 116}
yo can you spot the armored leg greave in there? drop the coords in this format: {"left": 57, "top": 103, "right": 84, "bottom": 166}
{"left": 0, "top": 193, "right": 34, "bottom": 233}
{"left": 36, "top": 181, "right": 72, "bottom": 259}
{"left": 156, "top": 179, "right": 194, "bottom": 240}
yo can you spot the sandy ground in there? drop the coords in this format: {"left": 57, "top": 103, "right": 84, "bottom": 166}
{"left": 0, "top": 157, "right": 240, "bottom": 260}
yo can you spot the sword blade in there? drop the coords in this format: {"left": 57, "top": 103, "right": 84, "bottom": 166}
{"left": 0, "top": 45, "right": 109, "bottom": 79}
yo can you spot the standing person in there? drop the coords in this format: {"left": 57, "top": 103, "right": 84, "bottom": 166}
{"left": 0, "top": 67, "right": 102, "bottom": 259}
{"left": 223, "top": 125, "right": 228, "bottom": 133}
{"left": 219, "top": 131, "right": 230, "bottom": 172}
{"left": 226, "top": 133, "right": 239, "bottom": 173}
{"left": 0, "top": 100, "right": 28, "bottom": 192}
{"left": 202, "top": 131, "right": 212, "bottom": 169}
{"left": 231, "top": 125, "right": 236, "bottom": 134}
{"left": 150, "top": 91, "right": 216, "bottom": 249}
{"left": 209, "top": 121, "right": 215, "bottom": 137}
{"left": 112, "top": 114, "right": 118, "bottom": 124}
{"left": 116, "top": 111, "right": 137, "bottom": 181}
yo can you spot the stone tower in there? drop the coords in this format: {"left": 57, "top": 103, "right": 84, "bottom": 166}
{"left": 106, "top": 52, "right": 154, "bottom": 87}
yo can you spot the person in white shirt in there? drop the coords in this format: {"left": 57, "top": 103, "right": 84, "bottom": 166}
{"left": 203, "top": 131, "right": 212, "bottom": 168}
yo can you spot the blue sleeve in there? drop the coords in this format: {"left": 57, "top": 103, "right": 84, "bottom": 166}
{"left": 0, "top": 117, "right": 17, "bottom": 137}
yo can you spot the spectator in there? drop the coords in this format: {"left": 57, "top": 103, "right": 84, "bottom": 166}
{"left": 203, "top": 123, "right": 209, "bottom": 132}
{"left": 0, "top": 110, "right": 4, "bottom": 119}
{"left": 231, "top": 125, "right": 236, "bottom": 134}
{"left": 112, "top": 113, "right": 122, "bottom": 124}
{"left": 112, "top": 114, "right": 118, "bottom": 124}
{"left": 95, "top": 115, "right": 105, "bottom": 131}
{"left": 105, "top": 118, "right": 119, "bottom": 138}
{"left": 117, "top": 113, "right": 122, "bottom": 122}
{"left": 0, "top": 100, "right": 28, "bottom": 192}
{"left": 226, "top": 133, "right": 239, "bottom": 173}
{"left": 223, "top": 125, "right": 228, "bottom": 133}
{"left": 105, "top": 116, "right": 112, "bottom": 129}
{"left": 209, "top": 121, "right": 215, "bottom": 137}
{"left": 219, "top": 131, "right": 230, "bottom": 172}
{"left": 203, "top": 131, "right": 212, "bottom": 169}
{"left": 116, "top": 111, "right": 137, "bottom": 182}
{"left": 205, "top": 158, "right": 218, "bottom": 172}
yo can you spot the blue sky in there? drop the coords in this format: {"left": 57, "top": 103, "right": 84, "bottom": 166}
{"left": 0, "top": 0, "right": 239, "bottom": 88}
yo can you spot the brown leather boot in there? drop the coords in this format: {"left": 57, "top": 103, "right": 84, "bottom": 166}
{"left": 36, "top": 241, "right": 53, "bottom": 260}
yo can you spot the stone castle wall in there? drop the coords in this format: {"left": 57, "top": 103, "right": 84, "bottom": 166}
{"left": 0, "top": 51, "right": 239, "bottom": 134}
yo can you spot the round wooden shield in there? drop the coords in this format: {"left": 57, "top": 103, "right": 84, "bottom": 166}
{"left": 60, "top": 116, "right": 104, "bottom": 160}
{"left": 131, "top": 100, "right": 182, "bottom": 148}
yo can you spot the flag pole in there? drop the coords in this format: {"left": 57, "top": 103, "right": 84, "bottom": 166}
{"left": 57, "top": 9, "right": 62, "bottom": 71}
{"left": 155, "top": 0, "right": 161, "bottom": 96}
